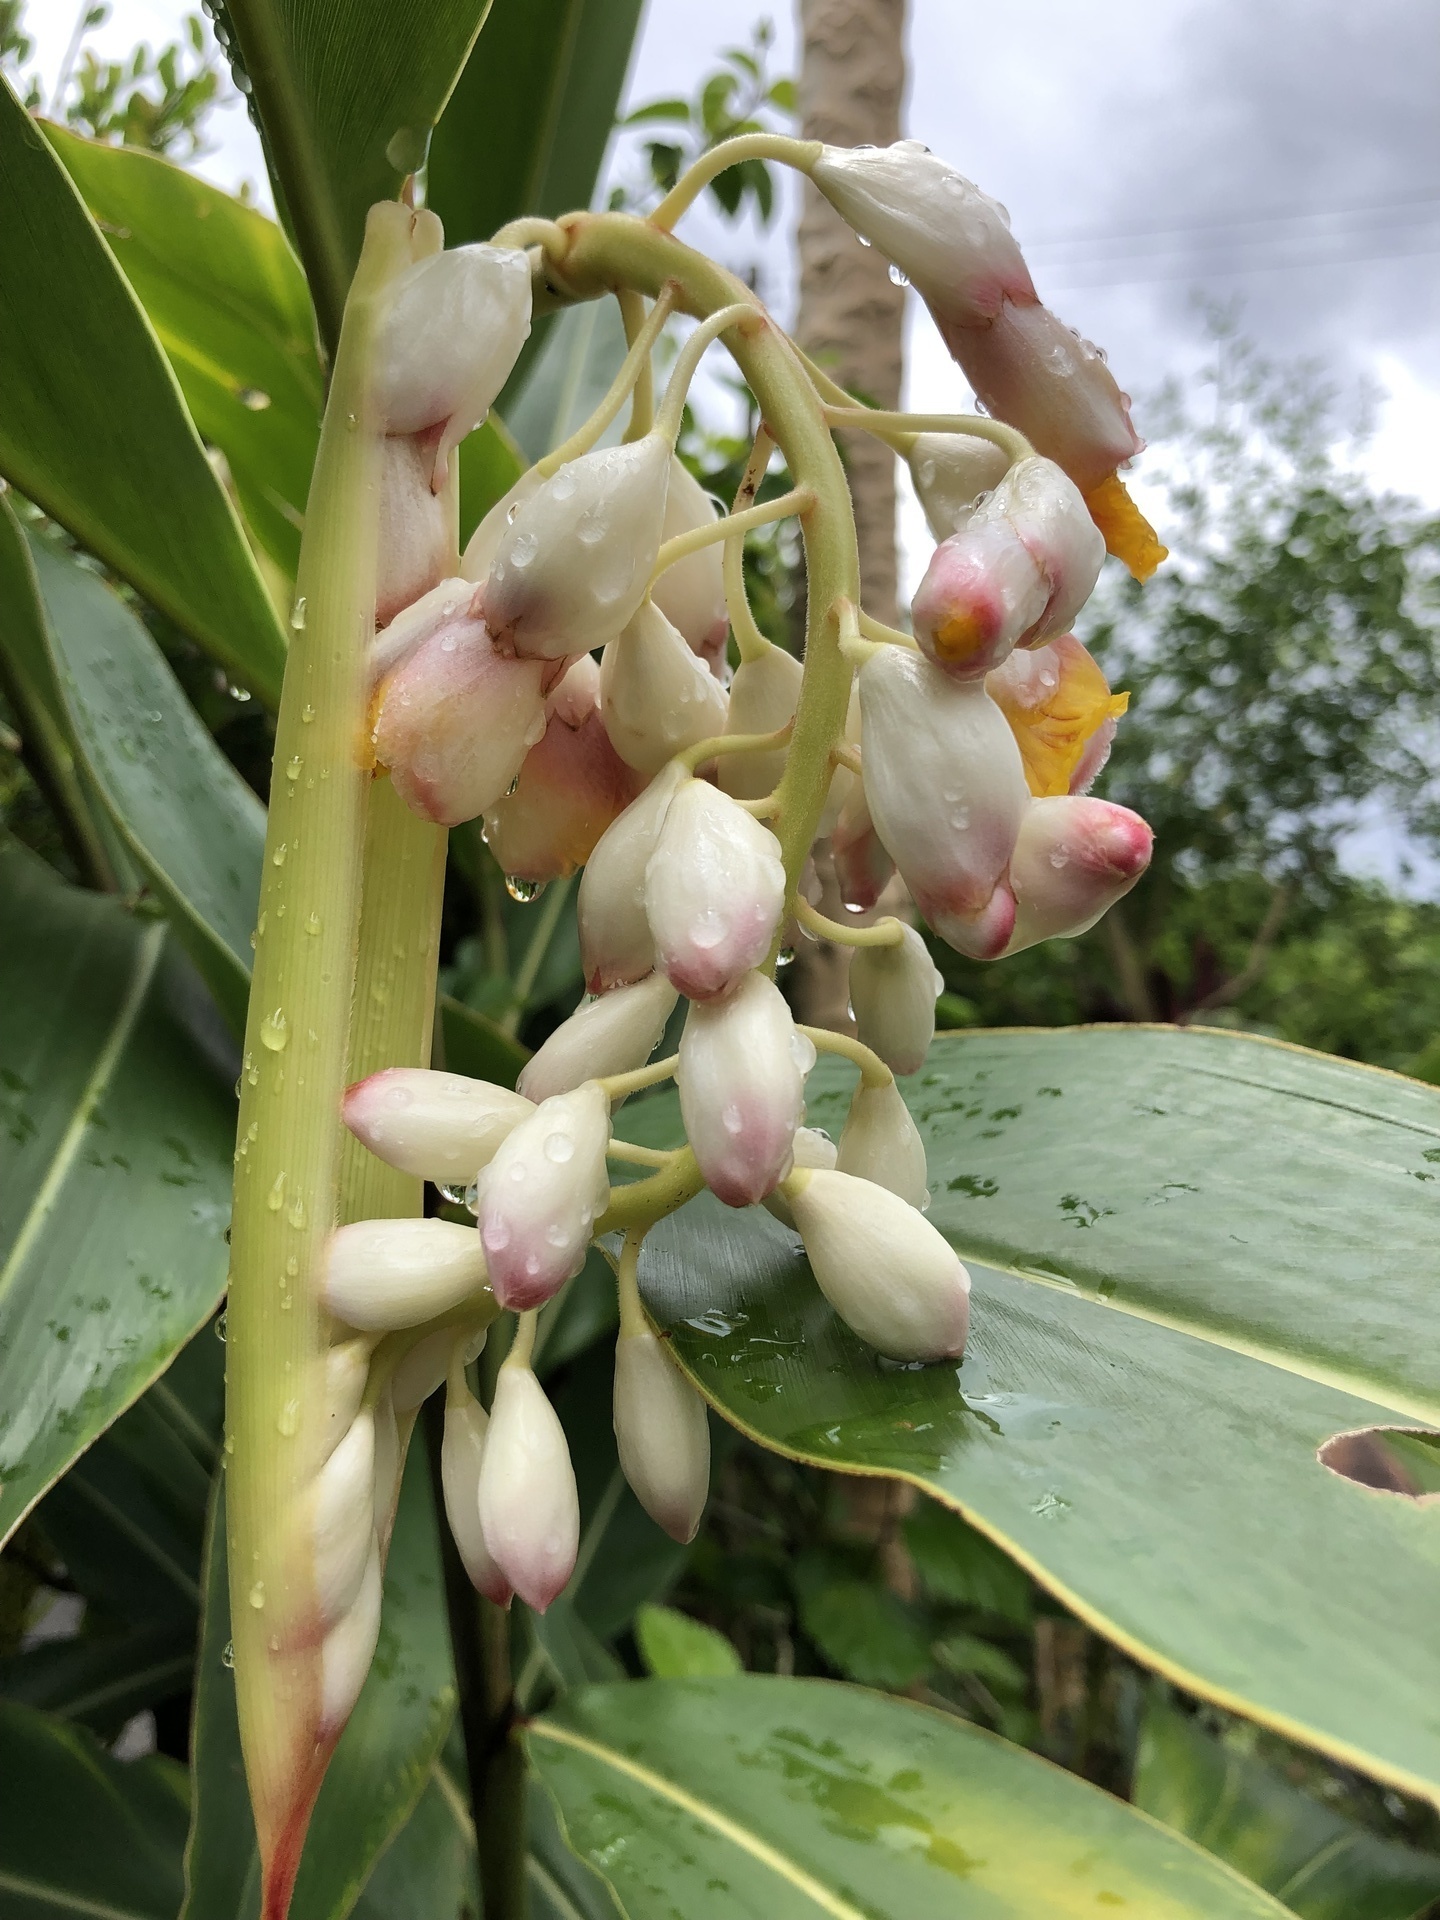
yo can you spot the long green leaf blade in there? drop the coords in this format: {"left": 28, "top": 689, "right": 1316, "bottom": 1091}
{"left": 0, "top": 78, "right": 287, "bottom": 705}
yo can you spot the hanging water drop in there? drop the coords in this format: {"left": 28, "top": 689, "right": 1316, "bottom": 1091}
{"left": 286, "top": 756, "right": 302, "bottom": 783}
{"left": 888, "top": 262, "right": 909, "bottom": 287}
{"left": 214, "top": 1311, "right": 227, "bottom": 1343}
{"left": 289, "top": 596, "right": 307, "bottom": 632}
{"left": 435, "top": 1181, "right": 468, "bottom": 1207}
{"left": 301, "top": 703, "right": 315, "bottom": 724}
{"left": 775, "top": 947, "right": 796, "bottom": 969}
{"left": 248, "top": 1580, "right": 266, "bottom": 1610}
{"left": 221, "top": 1641, "right": 235, "bottom": 1668}
{"left": 505, "top": 874, "right": 544, "bottom": 903}
{"left": 266, "top": 1171, "right": 287, "bottom": 1211}
{"left": 304, "top": 911, "right": 321, "bottom": 936}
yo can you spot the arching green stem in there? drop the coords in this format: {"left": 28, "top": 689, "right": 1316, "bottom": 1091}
{"left": 649, "top": 132, "right": 822, "bottom": 232}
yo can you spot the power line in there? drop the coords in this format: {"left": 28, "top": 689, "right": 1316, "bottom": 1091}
{"left": 1039, "top": 236, "right": 1440, "bottom": 296}
{"left": 1019, "top": 187, "right": 1440, "bottom": 256}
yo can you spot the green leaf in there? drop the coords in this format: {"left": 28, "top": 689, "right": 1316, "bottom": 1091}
{"left": 504, "top": 296, "right": 630, "bottom": 467}
{"left": 0, "top": 78, "right": 287, "bottom": 706}
{"left": 0, "top": 841, "right": 234, "bottom": 1549}
{"left": 794, "top": 1573, "right": 931, "bottom": 1692}
{"left": 528, "top": 1675, "right": 1293, "bottom": 1918}
{"left": 621, "top": 1027, "right": 1440, "bottom": 1803}
{"left": 426, "top": 0, "right": 645, "bottom": 249}
{"left": 439, "top": 993, "right": 530, "bottom": 1090}
{"left": 182, "top": 1452, "right": 456, "bottom": 1920}
{"left": 902, "top": 1499, "right": 1034, "bottom": 1626}
{"left": 349, "top": 1768, "right": 478, "bottom": 1920}
{"left": 1134, "top": 1694, "right": 1440, "bottom": 1920}
{"left": 0, "top": 1622, "right": 196, "bottom": 1741}
{"left": 0, "top": 1698, "right": 190, "bottom": 1919}
{"left": 219, "top": 0, "right": 494, "bottom": 354}
{"left": 457, "top": 412, "right": 527, "bottom": 549}
{"left": 24, "top": 526, "right": 265, "bottom": 1031}
{"left": 45, "top": 124, "right": 323, "bottom": 581}
{"left": 635, "top": 1604, "right": 742, "bottom": 1679}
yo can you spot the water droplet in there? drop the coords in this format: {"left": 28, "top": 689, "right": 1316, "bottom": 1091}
{"left": 544, "top": 1222, "right": 568, "bottom": 1247}
{"left": 385, "top": 123, "right": 430, "bottom": 173}
{"left": 301, "top": 703, "right": 315, "bottom": 724}
{"left": 277, "top": 1399, "right": 300, "bottom": 1436}
{"left": 238, "top": 387, "right": 271, "bottom": 411}
{"left": 271, "top": 842, "right": 288, "bottom": 867}
{"left": 304, "top": 911, "right": 321, "bottom": 936}
{"left": 286, "top": 756, "right": 302, "bottom": 782}
{"left": 214, "top": 1312, "right": 227, "bottom": 1343}
{"left": 857, "top": 233, "right": 872, "bottom": 247}
{"left": 776, "top": 947, "right": 796, "bottom": 969}
{"left": 287, "top": 1196, "right": 306, "bottom": 1229}
{"left": 285, "top": 1255, "right": 298, "bottom": 1277}
{"left": 888, "top": 262, "right": 909, "bottom": 286}
{"left": 248, "top": 1580, "right": 266, "bottom": 1610}
{"left": 435, "top": 1181, "right": 468, "bottom": 1206}
{"left": 289, "top": 596, "right": 307, "bottom": 632}
{"left": 722, "top": 1101, "right": 744, "bottom": 1137}
{"left": 221, "top": 1641, "right": 235, "bottom": 1668}
{"left": 577, "top": 519, "right": 605, "bottom": 547}
{"left": 260, "top": 1008, "right": 289, "bottom": 1052}
{"left": 505, "top": 874, "right": 543, "bottom": 902}
{"left": 509, "top": 531, "right": 539, "bottom": 569}
{"left": 844, "top": 900, "right": 866, "bottom": 915}
{"left": 543, "top": 1131, "right": 575, "bottom": 1164}
{"left": 267, "top": 1171, "right": 287, "bottom": 1211}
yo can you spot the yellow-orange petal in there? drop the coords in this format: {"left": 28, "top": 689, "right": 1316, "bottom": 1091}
{"left": 987, "top": 635, "right": 1129, "bottom": 798}
{"left": 1083, "top": 473, "right": 1168, "bottom": 583}
{"left": 932, "top": 608, "right": 996, "bottom": 667}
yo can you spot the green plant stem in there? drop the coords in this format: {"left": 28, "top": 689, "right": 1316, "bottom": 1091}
{"left": 617, "top": 289, "right": 654, "bottom": 442}
{"left": 823, "top": 403, "right": 1032, "bottom": 463}
{"left": 797, "top": 1023, "right": 893, "bottom": 1088}
{"left": 652, "top": 486, "right": 813, "bottom": 578}
{"left": 649, "top": 131, "right": 822, "bottom": 231}
{"left": 724, "top": 426, "right": 776, "bottom": 665}
{"left": 535, "top": 284, "right": 678, "bottom": 476}
{"left": 794, "top": 897, "right": 904, "bottom": 950}
{"left": 500, "top": 871, "right": 573, "bottom": 1038}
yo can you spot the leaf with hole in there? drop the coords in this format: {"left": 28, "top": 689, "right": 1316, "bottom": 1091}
{"left": 0, "top": 841, "right": 234, "bottom": 1550}
{"left": 0, "top": 79, "right": 287, "bottom": 704}
{"left": 528, "top": 1675, "right": 1292, "bottom": 1918}
{"left": 621, "top": 1027, "right": 1440, "bottom": 1804}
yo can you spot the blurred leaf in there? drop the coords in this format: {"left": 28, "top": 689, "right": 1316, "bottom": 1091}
{"left": 45, "top": 124, "right": 322, "bottom": 580}
{"left": 0, "top": 841, "right": 233, "bottom": 1550}
{"left": 1135, "top": 1693, "right": 1440, "bottom": 1920}
{"left": 0, "top": 1621, "right": 194, "bottom": 1741}
{"left": 0, "top": 1698, "right": 190, "bottom": 1918}
{"left": 457, "top": 412, "right": 526, "bottom": 549}
{"left": 0, "top": 76, "right": 287, "bottom": 705}
{"left": 529, "top": 1676, "right": 1293, "bottom": 1918}
{"left": 439, "top": 993, "right": 529, "bottom": 1090}
{"left": 427, "top": 0, "right": 644, "bottom": 248}
{"left": 349, "top": 1767, "right": 477, "bottom": 1920}
{"left": 24, "top": 525, "right": 265, "bottom": 1031}
{"left": 931, "top": 1632, "right": 1029, "bottom": 1696}
{"left": 794, "top": 1569, "right": 930, "bottom": 1691}
{"left": 903, "top": 1499, "right": 1034, "bottom": 1626}
{"left": 182, "top": 1451, "right": 456, "bottom": 1920}
{"left": 622, "top": 1028, "right": 1440, "bottom": 1805}
{"left": 621, "top": 98, "right": 691, "bottom": 127}
{"left": 217, "top": 0, "right": 494, "bottom": 354}
{"left": 503, "top": 295, "right": 630, "bottom": 468}
{"left": 634, "top": 1604, "right": 741, "bottom": 1679}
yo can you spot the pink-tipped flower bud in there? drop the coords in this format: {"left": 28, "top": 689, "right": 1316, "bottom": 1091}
{"left": 323, "top": 1219, "right": 488, "bottom": 1331}
{"left": 652, "top": 456, "right": 730, "bottom": 672}
{"left": 810, "top": 141, "right": 1034, "bottom": 329}
{"left": 858, "top": 646, "right": 1028, "bottom": 952}
{"left": 460, "top": 468, "right": 546, "bottom": 584}
{"left": 599, "top": 599, "right": 729, "bottom": 776}
{"left": 484, "top": 654, "right": 644, "bottom": 882}
{"left": 374, "top": 243, "right": 531, "bottom": 485}
{"left": 319, "top": 1537, "right": 382, "bottom": 1732}
{"left": 477, "top": 1359, "right": 579, "bottom": 1611}
{"left": 371, "top": 583, "right": 546, "bottom": 827}
{"left": 376, "top": 430, "right": 453, "bottom": 629}
{"left": 762, "top": 1126, "right": 838, "bottom": 1230}
{"left": 986, "top": 634, "right": 1129, "bottom": 799}
{"left": 830, "top": 782, "right": 896, "bottom": 914}
{"left": 578, "top": 761, "right": 687, "bottom": 992}
{"left": 519, "top": 972, "right": 678, "bottom": 1105}
{"left": 442, "top": 1372, "right": 512, "bottom": 1606}
{"left": 613, "top": 1327, "right": 711, "bottom": 1543}
{"left": 907, "top": 433, "right": 1012, "bottom": 541}
{"left": 476, "top": 1083, "right": 610, "bottom": 1311}
{"left": 836, "top": 1080, "right": 929, "bottom": 1209}
{"left": 716, "top": 644, "right": 803, "bottom": 802}
{"left": 787, "top": 1168, "right": 970, "bottom": 1362}
{"left": 911, "top": 457, "right": 1103, "bottom": 678}
{"left": 645, "top": 780, "right": 786, "bottom": 1000}
{"left": 848, "top": 926, "right": 943, "bottom": 1077}
{"left": 311, "top": 1409, "right": 377, "bottom": 1629}
{"left": 482, "top": 433, "right": 671, "bottom": 657}
{"left": 343, "top": 1067, "right": 533, "bottom": 1185}
{"left": 678, "top": 972, "right": 815, "bottom": 1207}
{"left": 1004, "top": 795, "right": 1152, "bottom": 956}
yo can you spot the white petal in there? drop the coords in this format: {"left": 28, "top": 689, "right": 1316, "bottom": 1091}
{"left": 519, "top": 973, "right": 678, "bottom": 1105}
{"left": 613, "top": 1331, "right": 710, "bottom": 1543}
{"left": 762, "top": 1125, "right": 838, "bottom": 1229}
{"left": 312, "top": 1409, "right": 376, "bottom": 1627}
{"left": 907, "top": 433, "right": 1012, "bottom": 541}
{"left": 716, "top": 645, "right": 803, "bottom": 801}
{"left": 476, "top": 1084, "right": 611, "bottom": 1311}
{"left": 678, "top": 973, "right": 809, "bottom": 1207}
{"left": 442, "top": 1386, "right": 511, "bottom": 1604}
{"left": 323, "top": 1218, "right": 488, "bottom": 1331}
{"left": 848, "top": 926, "right": 944, "bottom": 1078}
{"left": 578, "top": 760, "right": 685, "bottom": 991}
{"left": 477, "top": 1364, "right": 579, "bottom": 1611}
{"left": 319, "top": 1536, "right": 382, "bottom": 1732}
{"left": 600, "top": 600, "right": 728, "bottom": 776}
{"left": 344, "top": 1068, "right": 534, "bottom": 1185}
{"left": 836, "top": 1080, "right": 929, "bottom": 1210}
{"left": 651, "top": 456, "right": 728, "bottom": 658}
{"left": 645, "top": 781, "right": 786, "bottom": 1000}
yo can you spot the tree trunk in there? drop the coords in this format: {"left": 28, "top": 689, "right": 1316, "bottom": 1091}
{"left": 791, "top": 0, "right": 908, "bottom": 1036}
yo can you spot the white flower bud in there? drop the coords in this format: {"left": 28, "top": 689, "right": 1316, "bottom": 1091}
{"left": 371, "top": 1388, "right": 400, "bottom": 1546}
{"left": 848, "top": 926, "right": 943, "bottom": 1077}
{"left": 319, "top": 1535, "right": 382, "bottom": 1732}
{"left": 476, "top": 1084, "right": 610, "bottom": 1311}
{"left": 374, "top": 244, "right": 532, "bottom": 486}
{"left": 716, "top": 644, "right": 803, "bottom": 801}
{"left": 1004, "top": 795, "right": 1153, "bottom": 956}
{"left": 859, "top": 646, "right": 1028, "bottom": 960}
{"left": 836, "top": 1080, "right": 929, "bottom": 1210}
{"left": 995, "top": 457, "right": 1106, "bottom": 646}
{"left": 787, "top": 1168, "right": 970, "bottom": 1362}
{"left": 645, "top": 780, "right": 786, "bottom": 1000}
{"left": 460, "top": 468, "right": 546, "bottom": 584}
{"left": 600, "top": 600, "right": 730, "bottom": 776}
{"left": 907, "top": 433, "right": 1012, "bottom": 541}
{"left": 322, "top": 1338, "right": 372, "bottom": 1463}
{"left": 578, "top": 760, "right": 686, "bottom": 992}
{"left": 376, "top": 434, "right": 452, "bottom": 629}
{"left": 652, "top": 456, "right": 729, "bottom": 671}
{"left": 311, "top": 1409, "right": 376, "bottom": 1628}
{"left": 762, "top": 1126, "right": 838, "bottom": 1229}
{"left": 810, "top": 142, "right": 1034, "bottom": 330}
{"left": 371, "top": 593, "right": 546, "bottom": 828}
{"left": 343, "top": 1067, "right": 534, "bottom": 1185}
{"left": 830, "top": 780, "right": 895, "bottom": 913}
{"left": 483, "top": 433, "right": 671, "bottom": 658}
{"left": 323, "top": 1219, "right": 488, "bottom": 1332}
{"left": 391, "top": 1324, "right": 486, "bottom": 1415}
{"left": 678, "top": 973, "right": 815, "bottom": 1207}
{"left": 519, "top": 972, "right": 678, "bottom": 1105}
{"left": 477, "top": 1361, "right": 579, "bottom": 1612}
{"left": 613, "top": 1330, "right": 710, "bottom": 1543}
{"left": 441, "top": 1376, "right": 511, "bottom": 1605}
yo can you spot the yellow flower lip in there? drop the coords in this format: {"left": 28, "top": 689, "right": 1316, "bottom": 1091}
{"left": 933, "top": 609, "right": 995, "bottom": 664}
{"left": 988, "top": 635, "right": 1129, "bottom": 797}
{"left": 1084, "top": 472, "right": 1168, "bottom": 582}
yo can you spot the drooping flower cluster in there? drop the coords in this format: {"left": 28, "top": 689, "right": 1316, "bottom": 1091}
{"left": 305, "top": 138, "right": 1161, "bottom": 1705}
